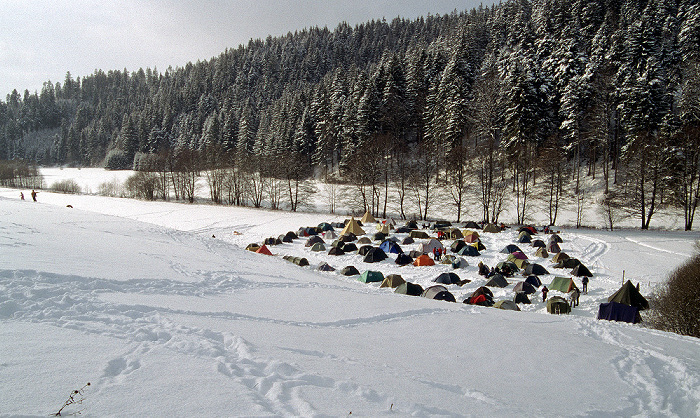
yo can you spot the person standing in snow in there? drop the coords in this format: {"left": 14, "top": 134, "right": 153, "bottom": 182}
{"left": 581, "top": 276, "right": 589, "bottom": 294}
{"left": 542, "top": 286, "right": 549, "bottom": 302}
{"left": 20, "top": 192, "right": 24, "bottom": 200}
{"left": 31, "top": 190, "right": 37, "bottom": 202}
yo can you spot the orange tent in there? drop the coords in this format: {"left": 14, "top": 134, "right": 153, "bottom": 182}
{"left": 256, "top": 245, "right": 273, "bottom": 255}
{"left": 413, "top": 254, "right": 435, "bottom": 267}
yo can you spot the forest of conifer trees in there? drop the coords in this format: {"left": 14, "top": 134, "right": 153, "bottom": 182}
{"left": 1, "top": 0, "right": 699, "bottom": 229}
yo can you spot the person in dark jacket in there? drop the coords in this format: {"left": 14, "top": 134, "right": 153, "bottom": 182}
{"left": 31, "top": 190, "right": 37, "bottom": 202}
{"left": 581, "top": 276, "right": 589, "bottom": 294}
{"left": 542, "top": 286, "right": 549, "bottom": 302}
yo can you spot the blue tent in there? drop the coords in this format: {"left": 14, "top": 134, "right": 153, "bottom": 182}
{"left": 379, "top": 240, "right": 403, "bottom": 254}
{"left": 597, "top": 302, "right": 641, "bottom": 324}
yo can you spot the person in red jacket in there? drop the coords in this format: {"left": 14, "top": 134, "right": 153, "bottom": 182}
{"left": 542, "top": 286, "right": 549, "bottom": 302}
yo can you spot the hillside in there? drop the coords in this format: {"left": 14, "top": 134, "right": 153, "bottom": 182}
{"left": 1, "top": 186, "right": 699, "bottom": 417}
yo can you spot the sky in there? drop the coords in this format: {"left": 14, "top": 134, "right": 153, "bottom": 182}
{"left": 0, "top": 0, "right": 494, "bottom": 98}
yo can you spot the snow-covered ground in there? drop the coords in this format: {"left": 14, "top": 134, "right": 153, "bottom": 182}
{"left": 1, "top": 169, "right": 699, "bottom": 417}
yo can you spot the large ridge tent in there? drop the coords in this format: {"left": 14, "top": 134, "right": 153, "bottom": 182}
{"left": 597, "top": 301, "right": 642, "bottom": 324}
{"left": 607, "top": 280, "right": 649, "bottom": 310}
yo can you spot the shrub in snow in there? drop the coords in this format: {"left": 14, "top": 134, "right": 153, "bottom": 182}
{"left": 646, "top": 252, "right": 700, "bottom": 338}
{"left": 50, "top": 178, "right": 81, "bottom": 194}
{"left": 53, "top": 382, "right": 90, "bottom": 416}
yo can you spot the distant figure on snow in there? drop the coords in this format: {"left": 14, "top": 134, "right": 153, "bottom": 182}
{"left": 31, "top": 190, "right": 37, "bottom": 202}
{"left": 581, "top": 276, "right": 589, "bottom": 294}
{"left": 542, "top": 286, "right": 549, "bottom": 302}
{"left": 20, "top": 192, "right": 24, "bottom": 200}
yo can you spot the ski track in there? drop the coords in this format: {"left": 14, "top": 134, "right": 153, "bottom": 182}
{"left": 0, "top": 268, "right": 459, "bottom": 416}
{"left": 574, "top": 318, "right": 700, "bottom": 417}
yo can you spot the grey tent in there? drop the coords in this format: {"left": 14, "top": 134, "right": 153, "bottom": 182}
{"left": 310, "top": 242, "right": 326, "bottom": 252}
{"left": 513, "top": 281, "right": 537, "bottom": 294}
{"left": 433, "top": 272, "right": 462, "bottom": 285}
{"left": 514, "top": 292, "right": 531, "bottom": 304}
{"left": 457, "top": 245, "right": 480, "bottom": 257}
{"left": 317, "top": 262, "right": 335, "bottom": 272}
{"left": 553, "top": 258, "right": 581, "bottom": 269}
{"left": 485, "top": 273, "right": 509, "bottom": 288}
{"left": 401, "top": 236, "right": 415, "bottom": 245}
{"left": 552, "top": 252, "right": 570, "bottom": 263}
{"left": 282, "top": 256, "right": 309, "bottom": 266}
{"left": 340, "top": 266, "right": 360, "bottom": 276}
{"left": 571, "top": 264, "right": 593, "bottom": 277}
{"left": 395, "top": 282, "right": 424, "bottom": 296}
{"left": 517, "top": 232, "right": 532, "bottom": 243}
{"left": 328, "top": 246, "right": 345, "bottom": 256}
{"left": 494, "top": 300, "right": 521, "bottom": 311}
{"left": 547, "top": 241, "right": 561, "bottom": 253}
{"left": 409, "top": 230, "right": 430, "bottom": 239}
{"left": 549, "top": 234, "right": 563, "bottom": 243}
{"left": 358, "top": 245, "right": 374, "bottom": 256}
{"left": 450, "top": 240, "right": 467, "bottom": 253}
{"left": 363, "top": 247, "right": 387, "bottom": 263}
{"left": 305, "top": 236, "right": 325, "bottom": 247}
{"left": 524, "top": 263, "right": 550, "bottom": 276}
{"left": 531, "top": 239, "right": 546, "bottom": 248}
{"left": 357, "top": 237, "right": 372, "bottom": 245}
{"left": 421, "top": 285, "right": 456, "bottom": 302}
{"left": 501, "top": 244, "right": 523, "bottom": 254}
{"left": 525, "top": 275, "right": 542, "bottom": 288}
{"left": 464, "top": 221, "right": 481, "bottom": 229}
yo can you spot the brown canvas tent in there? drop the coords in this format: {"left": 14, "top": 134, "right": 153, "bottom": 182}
{"left": 341, "top": 217, "right": 365, "bottom": 236}
{"left": 360, "top": 211, "right": 377, "bottom": 224}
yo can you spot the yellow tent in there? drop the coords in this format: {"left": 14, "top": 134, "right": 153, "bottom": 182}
{"left": 360, "top": 210, "right": 377, "bottom": 224}
{"left": 341, "top": 217, "right": 365, "bottom": 236}
{"left": 376, "top": 223, "right": 390, "bottom": 234}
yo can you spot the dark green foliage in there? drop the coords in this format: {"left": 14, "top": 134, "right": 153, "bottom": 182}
{"left": 646, "top": 253, "right": 700, "bottom": 338}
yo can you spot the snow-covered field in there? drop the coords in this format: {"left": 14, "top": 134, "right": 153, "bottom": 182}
{"left": 1, "top": 168, "right": 699, "bottom": 417}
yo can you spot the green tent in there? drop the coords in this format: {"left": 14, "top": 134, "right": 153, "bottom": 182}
{"left": 310, "top": 242, "right": 326, "bottom": 252}
{"left": 608, "top": 280, "right": 649, "bottom": 310}
{"left": 547, "top": 296, "right": 571, "bottom": 314}
{"left": 358, "top": 270, "right": 384, "bottom": 283}
{"left": 549, "top": 276, "right": 576, "bottom": 293}
{"left": 410, "top": 230, "right": 430, "bottom": 239}
{"left": 282, "top": 256, "right": 309, "bottom": 266}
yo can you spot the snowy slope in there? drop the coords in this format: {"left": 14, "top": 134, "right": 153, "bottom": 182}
{"left": 1, "top": 184, "right": 699, "bottom": 417}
